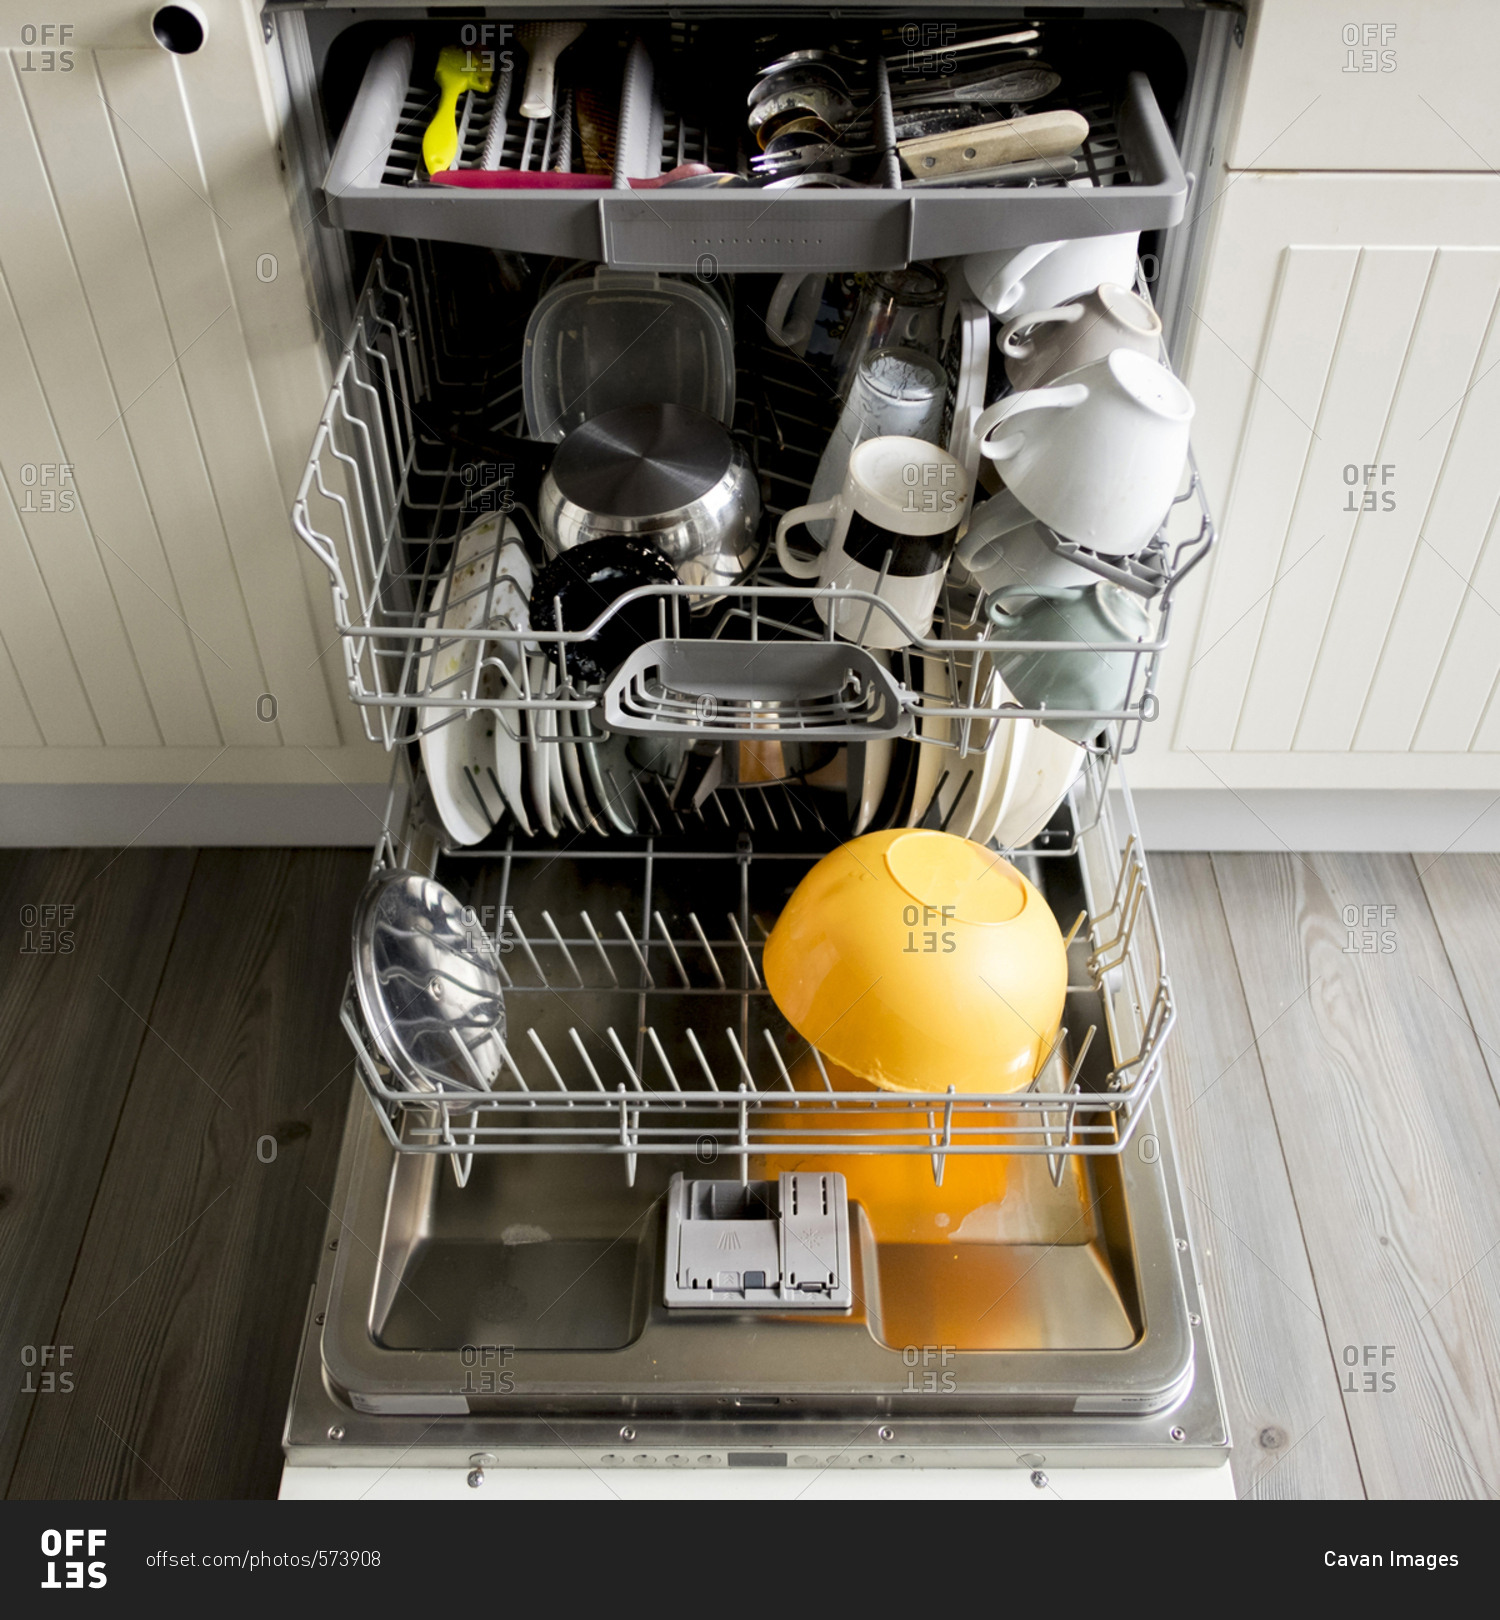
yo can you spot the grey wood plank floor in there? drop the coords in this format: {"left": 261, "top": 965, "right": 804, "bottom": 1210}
{"left": 2, "top": 848, "right": 369, "bottom": 1500}
{"left": 1157, "top": 851, "right": 1500, "bottom": 1500}
{"left": 2, "top": 845, "right": 1496, "bottom": 1497}
{"left": 1151, "top": 856, "right": 1364, "bottom": 1499}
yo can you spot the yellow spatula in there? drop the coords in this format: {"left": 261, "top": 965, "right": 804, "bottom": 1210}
{"left": 423, "top": 45, "right": 492, "bottom": 176}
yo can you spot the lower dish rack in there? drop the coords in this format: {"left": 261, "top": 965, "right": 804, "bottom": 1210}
{"left": 341, "top": 742, "right": 1174, "bottom": 1189}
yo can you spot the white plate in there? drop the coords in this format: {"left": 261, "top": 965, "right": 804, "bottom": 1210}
{"left": 558, "top": 704, "right": 603, "bottom": 834}
{"left": 850, "top": 652, "right": 893, "bottom": 836}
{"left": 905, "top": 653, "right": 954, "bottom": 828}
{"left": 578, "top": 710, "right": 642, "bottom": 835}
{"left": 991, "top": 722, "right": 1085, "bottom": 848}
{"left": 944, "top": 655, "right": 1008, "bottom": 840}
{"left": 967, "top": 690, "right": 1028, "bottom": 849}
{"left": 488, "top": 662, "right": 532, "bottom": 836}
{"left": 547, "top": 667, "right": 584, "bottom": 832}
{"left": 523, "top": 651, "right": 559, "bottom": 837}
{"left": 851, "top": 737, "right": 893, "bottom": 836}
{"left": 416, "top": 516, "right": 529, "bottom": 847}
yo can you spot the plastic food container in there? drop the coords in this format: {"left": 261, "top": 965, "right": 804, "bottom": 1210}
{"left": 522, "top": 269, "right": 736, "bottom": 442}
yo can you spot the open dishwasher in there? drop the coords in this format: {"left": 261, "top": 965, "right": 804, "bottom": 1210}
{"left": 275, "top": 5, "right": 1237, "bottom": 1486}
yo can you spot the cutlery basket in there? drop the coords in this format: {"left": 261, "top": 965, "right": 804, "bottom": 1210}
{"left": 321, "top": 19, "right": 1188, "bottom": 271}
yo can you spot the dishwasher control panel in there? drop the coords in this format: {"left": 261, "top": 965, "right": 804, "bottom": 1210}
{"left": 665, "top": 1172, "right": 852, "bottom": 1310}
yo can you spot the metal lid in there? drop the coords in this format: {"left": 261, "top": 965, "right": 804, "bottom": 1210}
{"left": 351, "top": 869, "right": 505, "bottom": 1093}
{"left": 550, "top": 404, "right": 734, "bottom": 520}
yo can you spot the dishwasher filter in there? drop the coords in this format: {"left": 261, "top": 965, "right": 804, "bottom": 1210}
{"left": 664, "top": 1172, "right": 853, "bottom": 1309}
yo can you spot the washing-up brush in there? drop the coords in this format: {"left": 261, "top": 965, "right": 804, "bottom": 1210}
{"left": 515, "top": 21, "right": 585, "bottom": 120}
{"left": 423, "top": 45, "right": 492, "bottom": 175}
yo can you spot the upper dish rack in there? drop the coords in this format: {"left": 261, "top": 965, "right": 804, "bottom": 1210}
{"left": 292, "top": 240, "right": 1215, "bottom": 762}
{"left": 345, "top": 742, "right": 1173, "bottom": 1189}
{"left": 319, "top": 24, "right": 1188, "bottom": 271}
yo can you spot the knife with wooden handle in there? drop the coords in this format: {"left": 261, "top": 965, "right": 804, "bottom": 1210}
{"left": 898, "top": 108, "right": 1088, "bottom": 179}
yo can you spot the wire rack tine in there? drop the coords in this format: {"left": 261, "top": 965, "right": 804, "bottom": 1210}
{"left": 726, "top": 913, "right": 762, "bottom": 989}
{"left": 688, "top": 912, "right": 726, "bottom": 988}
{"left": 686, "top": 1028, "right": 718, "bottom": 1091}
{"left": 607, "top": 1027, "right": 645, "bottom": 1091}
{"left": 527, "top": 1028, "right": 569, "bottom": 1093}
{"left": 569, "top": 1028, "right": 607, "bottom": 1091}
{"left": 541, "top": 910, "right": 584, "bottom": 986}
{"left": 653, "top": 911, "right": 692, "bottom": 987}
{"left": 580, "top": 910, "right": 618, "bottom": 984}
{"left": 762, "top": 1029, "right": 799, "bottom": 1101}
{"left": 616, "top": 910, "right": 655, "bottom": 987}
{"left": 647, "top": 1026, "right": 684, "bottom": 1104}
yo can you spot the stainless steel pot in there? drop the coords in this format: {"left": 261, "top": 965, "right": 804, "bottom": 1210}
{"left": 537, "top": 404, "right": 761, "bottom": 604}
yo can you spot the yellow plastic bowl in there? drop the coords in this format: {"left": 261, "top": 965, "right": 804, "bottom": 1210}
{"left": 763, "top": 829, "right": 1067, "bottom": 1094}
{"left": 754, "top": 1052, "right": 1014, "bottom": 1242}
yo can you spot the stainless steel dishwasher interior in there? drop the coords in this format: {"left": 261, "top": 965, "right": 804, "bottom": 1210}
{"left": 319, "top": 818, "right": 1196, "bottom": 1421}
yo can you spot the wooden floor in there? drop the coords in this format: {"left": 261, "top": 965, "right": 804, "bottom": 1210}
{"left": 1, "top": 846, "right": 1497, "bottom": 1498}
{"left": 0, "top": 848, "right": 370, "bottom": 1499}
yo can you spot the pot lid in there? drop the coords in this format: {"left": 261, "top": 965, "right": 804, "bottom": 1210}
{"left": 551, "top": 404, "right": 735, "bottom": 519}
{"left": 351, "top": 869, "right": 505, "bottom": 1093}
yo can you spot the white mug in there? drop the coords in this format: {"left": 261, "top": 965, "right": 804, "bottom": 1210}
{"left": 961, "top": 231, "right": 1140, "bottom": 319}
{"left": 766, "top": 271, "right": 827, "bottom": 355}
{"left": 973, "top": 350, "right": 1194, "bottom": 556}
{"left": 999, "top": 281, "right": 1162, "bottom": 392}
{"left": 956, "top": 489, "right": 1109, "bottom": 598}
{"left": 775, "top": 436, "right": 969, "bottom": 648}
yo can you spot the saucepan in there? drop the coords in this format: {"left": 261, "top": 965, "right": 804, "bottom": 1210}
{"left": 474, "top": 403, "right": 762, "bottom": 606}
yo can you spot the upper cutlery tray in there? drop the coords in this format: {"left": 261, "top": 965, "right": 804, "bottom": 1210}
{"left": 320, "top": 24, "right": 1188, "bottom": 272}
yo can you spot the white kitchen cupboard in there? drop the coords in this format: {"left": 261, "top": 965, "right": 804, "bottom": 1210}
{"left": 1137, "top": 175, "right": 1500, "bottom": 822}
{"left": 0, "top": 1, "right": 385, "bottom": 838}
{"left": 1131, "top": 2, "right": 1500, "bottom": 842}
{"left": 1227, "top": 0, "right": 1500, "bottom": 174}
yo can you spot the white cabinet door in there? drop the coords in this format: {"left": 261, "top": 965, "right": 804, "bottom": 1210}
{"left": 1140, "top": 171, "right": 1500, "bottom": 792}
{"left": 1227, "top": 0, "right": 1500, "bottom": 173}
{"left": 0, "top": 2, "right": 384, "bottom": 793}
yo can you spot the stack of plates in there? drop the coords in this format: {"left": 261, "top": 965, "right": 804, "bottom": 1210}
{"left": 847, "top": 651, "right": 1085, "bottom": 848}
{"left": 417, "top": 515, "right": 645, "bottom": 845}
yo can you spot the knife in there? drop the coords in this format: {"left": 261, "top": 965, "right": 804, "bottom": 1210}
{"left": 899, "top": 109, "right": 1088, "bottom": 179}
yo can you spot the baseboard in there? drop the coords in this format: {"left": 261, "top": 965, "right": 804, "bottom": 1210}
{"left": 7, "top": 783, "right": 1497, "bottom": 854}
{"left": 0, "top": 784, "right": 394, "bottom": 848}
{"left": 1121, "top": 789, "right": 1500, "bottom": 853}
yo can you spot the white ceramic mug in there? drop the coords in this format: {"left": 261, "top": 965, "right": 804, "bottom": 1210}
{"left": 961, "top": 231, "right": 1140, "bottom": 319}
{"left": 775, "top": 436, "right": 969, "bottom": 648}
{"left": 999, "top": 282, "right": 1162, "bottom": 392}
{"left": 973, "top": 350, "right": 1194, "bottom": 556}
{"left": 766, "top": 271, "right": 827, "bottom": 354}
{"left": 956, "top": 489, "right": 1108, "bottom": 598}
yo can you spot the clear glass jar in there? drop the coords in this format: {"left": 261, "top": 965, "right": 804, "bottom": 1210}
{"left": 804, "top": 346, "right": 948, "bottom": 543}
